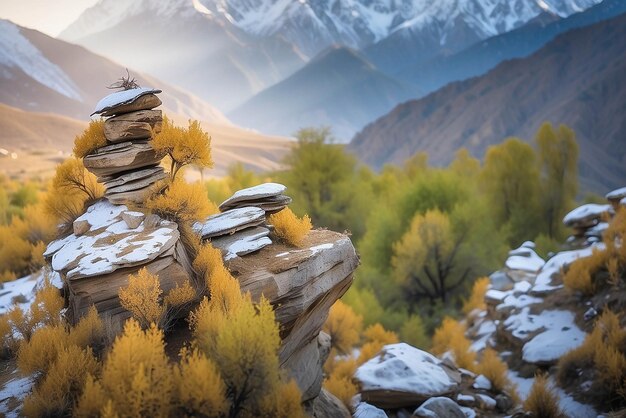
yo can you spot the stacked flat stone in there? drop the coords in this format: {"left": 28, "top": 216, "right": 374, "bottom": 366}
{"left": 84, "top": 87, "right": 165, "bottom": 205}
{"left": 194, "top": 183, "right": 292, "bottom": 260}
{"left": 606, "top": 187, "right": 626, "bottom": 211}
{"left": 218, "top": 182, "right": 292, "bottom": 214}
{"left": 563, "top": 203, "right": 614, "bottom": 248}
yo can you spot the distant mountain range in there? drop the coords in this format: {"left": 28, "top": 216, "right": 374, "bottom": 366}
{"left": 59, "top": 0, "right": 601, "bottom": 112}
{"left": 229, "top": 46, "right": 416, "bottom": 140}
{"left": 0, "top": 19, "right": 228, "bottom": 124}
{"left": 349, "top": 13, "right": 626, "bottom": 193}
{"left": 398, "top": 0, "right": 626, "bottom": 95}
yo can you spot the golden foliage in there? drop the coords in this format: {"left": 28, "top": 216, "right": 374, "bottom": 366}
{"left": 431, "top": 317, "right": 476, "bottom": 371}
{"left": 145, "top": 179, "right": 217, "bottom": 223}
{"left": 463, "top": 277, "right": 490, "bottom": 314}
{"left": 73, "top": 120, "right": 107, "bottom": 158}
{"left": 152, "top": 116, "right": 213, "bottom": 180}
{"left": 23, "top": 345, "right": 99, "bottom": 417}
{"left": 193, "top": 242, "right": 232, "bottom": 292}
{"left": 45, "top": 158, "right": 104, "bottom": 225}
{"left": 76, "top": 320, "right": 174, "bottom": 417}
{"left": 69, "top": 306, "right": 104, "bottom": 349}
{"left": 118, "top": 268, "right": 165, "bottom": 329}
{"left": 323, "top": 300, "right": 363, "bottom": 355}
{"left": 268, "top": 207, "right": 312, "bottom": 247}
{"left": 260, "top": 379, "right": 306, "bottom": 418}
{"left": 563, "top": 248, "right": 606, "bottom": 295}
{"left": 174, "top": 348, "right": 228, "bottom": 417}
{"left": 164, "top": 279, "right": 196, "bottom": 308}
{"left": 17, "top": 324, "right": 68, "bottom": 375}
{"left": 189, "top": 252, "right": 303, "bottom": 417}
{"left": 523, "top": 374, "right": 564, "bottom": 418}
{"left": 477, "top": 348, "right": 519, "bottom": 402}
{"left": 323, "top": 372, "right": 358, "bottom": 409}
{"left": 557, "top": 310, "right": 626, "bottom": 407}
{"left": 357, "top": 323, "right": 399, "bottom": 364}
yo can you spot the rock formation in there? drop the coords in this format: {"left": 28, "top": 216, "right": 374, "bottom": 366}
{"left": 84, "top": 87, "right": 165, "bottom": 205}
{"left": 42, "top": 86, "right": 358, "bottom": 416}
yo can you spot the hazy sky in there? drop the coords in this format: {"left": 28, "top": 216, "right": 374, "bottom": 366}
{"left": 0, "top": 0, "right": 99, "bottom": 36}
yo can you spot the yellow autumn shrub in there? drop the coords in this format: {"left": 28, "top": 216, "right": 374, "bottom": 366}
{"left": 174, "top": 348, "right": 228, "bottom": 417}
{"left": 523, "top": 374, "right": 564, "bottom": 418}
{"left": 431, "top": 317, "right": 476, "bottom": 371}
{"left": 268, "top": 207, "right": 312, "bottom": 247}
{"left": 118, "top": 268, "right": 165, "bottom": 328}
{"left": 22, "top": 345, "right": 99, "bottom": 417}
{"left": 151, "top": 116, "right": 213, "bottom": 180}
{"left": 477, "top": 348, "right": 519, "bottom": 403}
{"left": 323, "top": 300, "right": 363, "bottom": 355}
{"left": 164, "top": 279, "right": 197, "bottom": 308}
{"left": 357, "top": 323, "right": 399, "bottom": 364}
{"left": 73, "top": 120, "right": 107, "bottom": 158}
{"left": 75, "top": 320, "right": 174, "bottom": 418}
{"left": 463, "top": 277, "right": 490, "bottom": 314}
{"left": 145, "top": 179, "right": 217, "bottom": 223}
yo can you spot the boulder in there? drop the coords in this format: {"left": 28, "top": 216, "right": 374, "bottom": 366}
{"left": 91, "top": 87, "right": 162, "bottom": 117}
{"left": 606, "top": 186, "right": 626, "bottom": 209}
{"left": 83, "top": 141, "right": 162, "bottom": 177}
{"left": 412, "top": 397, "right": 465, "bottom": 418}
{"left": 562, "top": 203, "right": 613, "bottom": 229}
{"left": 354, "top": 343, "right": 459, "bottom": 409}
{"left": 193, "top": 207, "right": 266, "bottom": 239}
{"left": 122, "top": 211, "right": 145, "bottom": 229}
{"left": 354, "top": 401, "right": 389, "bottom": 418}
{"left": 210, "top": 226, "right": 271, "bottom": 260}
{"left": 104, "top": 109, "right": 162, "bottom": 142}
{"left": 72, "top": 219, "right": 91, "bottom": 236}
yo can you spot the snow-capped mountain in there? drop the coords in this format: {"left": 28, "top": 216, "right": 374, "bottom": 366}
{"left": 63, "top": 0, "right": 603, "bottom": 57}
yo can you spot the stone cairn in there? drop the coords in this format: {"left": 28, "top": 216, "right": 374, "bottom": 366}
{"left": 84, "top": 87, "right": 166, "bottom": 205}
{"left": 193, "top": 183, "right": 292, "bottom": 260}
{"left": 563, "top": 202, "right": 614, "bottom": 249}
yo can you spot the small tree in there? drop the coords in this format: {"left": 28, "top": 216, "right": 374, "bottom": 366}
{"left": 152, "top": 116, "right": 213, "bottom": 181}
{"left": 392, "top": 210, "right": 473, "bottom": 304}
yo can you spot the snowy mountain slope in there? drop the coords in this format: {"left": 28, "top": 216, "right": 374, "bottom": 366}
{"left": 62, "top": 0, "right": 603, "bottom": 58}
{"left": 0, "top": 19, "right": 229, "bottom": 124}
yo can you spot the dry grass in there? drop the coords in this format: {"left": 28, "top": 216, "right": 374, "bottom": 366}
{"left": 523, "top": 374, "right": 564, "bottom": 418}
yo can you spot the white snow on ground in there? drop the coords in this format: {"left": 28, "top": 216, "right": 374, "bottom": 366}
{"left": 505, "top": 243, "right": 545, "bottom": 272}
{"left": 0, "top": 374, "right": 34, "bottom": 417}
{"left": 0, "top": 269, "right": 61, "bottom": 315}
{"left": 91, "top": 87, "right": 161, "bottom": 115}
{"left": 563, "top": 204, "right": 612, "bottom": 226}
{"left": 532, "top": 243, "right": 605, "bottom": 294}
{"left": 219, "top": 182, "right": 286, "bottom": 208}
{"left": 44, "top": 201, "right": 178, "bottom": 279}
{"left": 507, "top": 371, "right": 597, "bottom": 418}
{"left": 503, "top": 308, "right": 585, "bottom": 363}
{"left": 193, "top": 206, "right": 265, "bottom": 238}
{"left": 355, "top": 343, "right": 457, "bottom": 397}
{"left": 0, "top": 20, "right": 82, "bottom": 101}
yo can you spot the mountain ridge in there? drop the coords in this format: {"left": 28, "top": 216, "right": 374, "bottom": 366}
{"left": 349, "top": 13, "right": 626, "bottom": 193}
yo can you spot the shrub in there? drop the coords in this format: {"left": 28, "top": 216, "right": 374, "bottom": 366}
{"left": 463, "top": 277, "right": 490, "bottom": 314}
{"left": 145, "top": 179, "right": 217, "bottom": 223}
{"left": 563, "top": 248, "right": 606, "bottom": 295}
{"left": 323, "top": 300, "right": 363, "bottom": 355}
{"left": 431, "top": 317, "right": 476, "bottom": 370}
{"left": 152, "top": 116, "right": 213, "bottom": 180}
{"left": 73, "top": 120, "right": 106, "bottom": 158}
{"left": 523, "top": 374, "right": 564, "bottom": 418}
{"left": 323, "top": 373, "right": 358, "bottom": 409}
{"left": 268, "top": 207, "right": 312, "bottom": 247}
{"left": 164, "top": 279, "right": 197, "bottom": 308}
{"left": 174, "top": 348, "right": 228, "bottom": 417}
{"left": 193, "top": 242, "right": 229, "bottom": 291}
{"left": 22, "top": 345, "right": 99, "bottom": 417}
{"left": 477, "top": 348, "right": 519, "bottom": 402}
{"left": 118, "top": 268, "right": 165, "bottom": 329}
{"left": 75, "top": 320, "right": 174, "bottom": 417}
